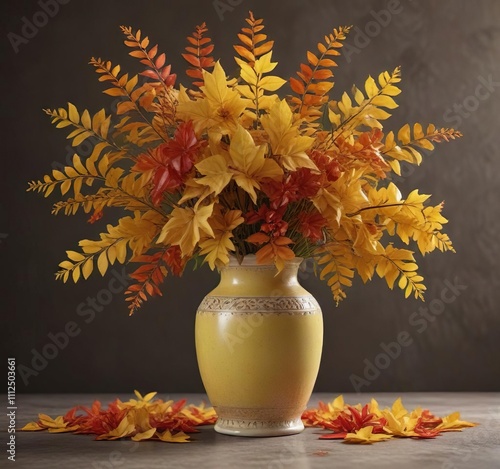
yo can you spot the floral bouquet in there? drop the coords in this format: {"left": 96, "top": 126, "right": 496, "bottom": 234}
{"left": 28, "top": 12, "right": 461, "bottom": 314}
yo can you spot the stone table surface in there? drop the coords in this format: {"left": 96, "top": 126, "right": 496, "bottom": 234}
{"left": 2, "top": 393, "right": 499, "bottom": 469}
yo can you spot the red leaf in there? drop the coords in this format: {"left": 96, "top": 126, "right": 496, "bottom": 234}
{"left": 319, "top": 432, "right": 347, "bottom": 440}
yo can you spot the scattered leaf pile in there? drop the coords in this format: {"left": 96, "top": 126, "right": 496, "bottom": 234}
{"left": 302, "top": 395, "right": 477, "bottom": 444}
{"left": 21, "top": 391, "right": 216, "bottom": 443}
{"left": 22, "top": 392, "right": 476, "bottom": 445}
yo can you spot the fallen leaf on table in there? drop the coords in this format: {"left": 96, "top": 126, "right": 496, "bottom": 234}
{"left": 20, "top": 391, "right": 216, "bottom": 444}
{"left": 382, "top": 410, "right": 418, "bottom": 437}
{"left": 156, "top": 430, "right": 190, "bottom": 443}
{"left": 436, "top": 412, "right": 477, "bottom": 432}
{"left": 344, "top": 426, "right": 393, "bottom": 444}
{"left": 21, "top": 422, "right": 44, "bottom": 431}
{"left": 95, "top": 416, "right": 136, "bottom": 440}
{"left": 319, "top": 432, "right": 347, "bottom": 440}
{"left": 131, "top": 428, "right": 157, "bottom": 442}
{"left": 303, "top": 395, "right": 478, "bottom": 443}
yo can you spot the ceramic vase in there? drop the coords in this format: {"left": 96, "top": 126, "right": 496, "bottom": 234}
{"left": 195, "top": 256, "right": 323, "bottom": 437}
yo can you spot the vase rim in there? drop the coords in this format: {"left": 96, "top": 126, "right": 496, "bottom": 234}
{"left": 227, "top": 254, "right": 304, "bottom": 268}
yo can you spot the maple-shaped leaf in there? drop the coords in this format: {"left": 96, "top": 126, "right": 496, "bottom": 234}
{"left": 344, "top": 426, "right": 393, "bottom": 444}
{"left": 261, "top": 99, "right": 316, "bottom": 171}
{"left": 228, "top": 125, "right": 282, "bottom": 203}
{"left": 176, "top": 62, "right": 248, "bottom": 135}
{"left": 195, "top": 154, "right": 233, "bottom": 196}
{"left": 382, "top": 410, "right": 417, "bottom": 437}
{"left": 199, "top": 206, "right": 244, "bottom": 269}
{"left": 158, "top": 204, "right": 215, "bottom": 256}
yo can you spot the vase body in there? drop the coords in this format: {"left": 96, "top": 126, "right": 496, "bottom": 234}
{"left": 195, "top": 256, "right": 323, "bottom": 437}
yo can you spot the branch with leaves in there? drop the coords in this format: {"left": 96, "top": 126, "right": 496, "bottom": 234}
{"left": 29, "top": 12, "right": 462, "bottom": 313}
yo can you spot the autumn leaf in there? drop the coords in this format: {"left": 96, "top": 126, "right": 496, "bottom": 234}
{"left": 344, "top": 426, "right": 393, "bottom": 444}
{"left": 21, "top": 422, "right": 44, "bottom": 431}
{"left": 156, "top": 430, "right": 190, "bottom": 443}
{"left": 261, "top": 100, "right": 316, "bottom": 171}
{"left": 20, "top": 391, "right": 217, "bottom": 444}
{"left": 195, "top": 154, "right": 233, "bottom": 196}
{"left": 38, "top": 414, "right": 78, "bottom": 433}
{"left": 228, "top": 125, "right": 282, "bottom": 202}
{"left": 30, "top": 16, "right": 463, "bottom": 313}
{"left": 131, "top": 428, "right": 156, "bottom": 441}
{"left": 95, "top": 416, "right": 136, "bottom": 440}
{"left": 123, "top": 390, "right": 159, "bottom": 410}
{"left": 158, "top": 204, "right": 215, "bottom": 256}
{"left": 436, "top": 412, "right": 477, "bottom": 432}
{"left": 247, "top": 232, "right": 295, "bottom": 272}
{"left": 199, "top": 207, "right": 244, "bottom": 269}
{"left": 177, "top": 62, "right": 248, "bottom": 134}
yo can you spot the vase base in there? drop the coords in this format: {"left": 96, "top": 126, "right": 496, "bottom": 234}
{"left": 214, "top": 417, "right": 304, "bottom": 437}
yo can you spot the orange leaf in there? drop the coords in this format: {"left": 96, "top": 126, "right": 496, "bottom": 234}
{"left": 247, "top": 232, "right": 270, "bottom": 244}
{"left": 290, "top": 77, "right": 305, "bottom": 94}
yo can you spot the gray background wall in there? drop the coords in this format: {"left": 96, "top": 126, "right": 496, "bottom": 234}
{"left": 2, "top": 0, "right": 499, "bottom": 393}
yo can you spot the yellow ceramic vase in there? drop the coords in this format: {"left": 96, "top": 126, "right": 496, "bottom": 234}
{"left": 195, "top": 256, "right": 323, "bottom": 437}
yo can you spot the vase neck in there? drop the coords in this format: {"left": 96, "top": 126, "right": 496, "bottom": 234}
{"left": 212, "top": 257, "right": 305, "bottom": 297}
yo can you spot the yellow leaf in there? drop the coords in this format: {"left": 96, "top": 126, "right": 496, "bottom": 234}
{"left": 156, "top": 430, "right": 190, "bottom": 443}
{"left": 344, "top": 426, "right": 392, "bottom": 444}
{"left": 259, "top": 75, "right": 286, "bottom": 92}
{"left": 67, "top": 102, "right": 79, "bottom": 124}
{"left": 95, "top": 417, "right": 136, "bottom": 440}
{"left": 228, "top": 125, "right": 282, "bottom": 203}
{"left": 98, "top": 155, "right": 109, "bottom": 176}
{"left": 177, "top": 62, "right": 249, "bottom": 134}
{"left": 398, "top": 123, "right": 411, "bottom": 145}
{"left": 72, "top": 266, "right": 81, "bottom": 283}
{"left": 60, "top": 179, "right": 71, "bottom": 196}
{"left": 158, "top": 204, "right": 215, "bottom": 256}
{"left": 81, "top": 109, "right": 91, "bottom": 128}
{"left": 115, "top": 240, "right": 128, "bottom": 264}
{"left": 195, "top": 155, "right": 233, "bottom": 196}
{"left": 261, "top": 100, "right": 316, "bottom": 171}
{"left": 254, "top": 51, "right": 278, "bottom": 74}
{"left": 364, "top": 76, "right": 378, "bottom": 98}
{"left": 131, "top": 428, "right": 156, "bottom": 441}
{"left": 437, "top": 412, "right": 477, "bottom": 432}
{"left": 73, "top": 154, "right": 87, "bottom": 174}
{"left": 391, "top": 397, "right": 408, "bottom": 419}
{"left": 21, "top": 422, "right": 44, "bottom": 431}
{"left": 97, "top": 251, "right": 108, "bottom": 276}
{"left": 82, "top": 258, "right": 93, "bottom": 279}
{"left": 199, "top": 207, "right": 244, "bottom": 269}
